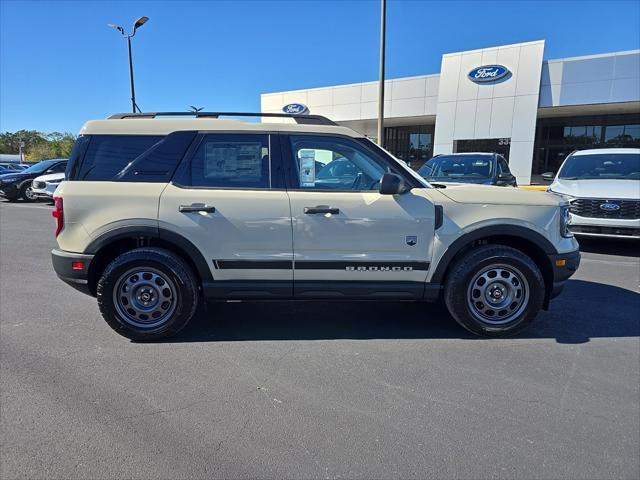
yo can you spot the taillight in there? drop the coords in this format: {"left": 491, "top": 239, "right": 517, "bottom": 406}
{"left": 52, "top": 196, "right": 64, "bottom": 237}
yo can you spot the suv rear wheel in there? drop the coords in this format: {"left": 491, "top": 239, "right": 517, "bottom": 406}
{"left": 97, "top": 247, "right": 198, "bottom": 341}
{"left": 444, "top": 245, "right": 545, "bottom": 337}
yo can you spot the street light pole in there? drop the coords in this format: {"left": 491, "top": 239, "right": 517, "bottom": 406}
{"left": 127, "top": 35, "right": 137, "bottom": 113}
{"left": 377, "top": 0, "right": 386, "bottom": 147}
{"left": 108, "top": 16, "right": 149, "bottom": 113}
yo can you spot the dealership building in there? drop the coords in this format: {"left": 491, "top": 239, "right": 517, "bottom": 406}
{"left": 261, "top": 40, "right": 640, "bottom": 184}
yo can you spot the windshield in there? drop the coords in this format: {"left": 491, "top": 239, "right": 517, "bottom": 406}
{"left": 23, "top": 160, "right": 59, "bottom": 174}
{"left": 418, "top": 155, "right": 492, "bottom": 179}
{"left": 558, "top": 153, "right": 640, "bottom": 180}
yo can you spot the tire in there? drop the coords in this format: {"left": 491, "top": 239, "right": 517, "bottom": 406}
{"left": 444, "top": 244, "right": 545, "bottom": 337}
{"left": 97, "top": 247, "right": 199, "bottom": 341}
{"left": 20, "top": 183, "right": 37, "bottom": 202}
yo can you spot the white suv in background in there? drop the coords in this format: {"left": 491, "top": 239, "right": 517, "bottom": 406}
{"left": 31, "top": 172, "right": 65, "bottom": 201}
{"left": 545, "top": 148, "right": 640, "bottom": 239}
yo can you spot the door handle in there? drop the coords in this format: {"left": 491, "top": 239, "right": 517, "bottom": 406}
{"left": 179, "top": 203, "right": 216, "bottom": 213}
{"left": 304, "top": 205, "right": 339, "bottom": 215}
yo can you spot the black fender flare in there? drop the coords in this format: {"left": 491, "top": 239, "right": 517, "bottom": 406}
{"left": 430, "top": 224, "right": 557, "bottom": 284}
{"left": 85, "top": 226, "right": 212, "bottom": 282}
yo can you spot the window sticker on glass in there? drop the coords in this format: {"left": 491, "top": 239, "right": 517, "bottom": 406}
{"left": 299, "top": 149, "right": 316, "bottom": 187}
{"left": 204, "top": 142, "right": 262, "bottom": 179}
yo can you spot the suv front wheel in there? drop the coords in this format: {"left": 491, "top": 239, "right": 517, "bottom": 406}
{"left": 444, "top": 245, "right": 545, "bottom": 337}
{"left": 97, "top": 247, "right": 199, "bottom": 341}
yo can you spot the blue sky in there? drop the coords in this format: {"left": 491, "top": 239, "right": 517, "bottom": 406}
{"left": 1, "top": 0, "right": 639, "bottom": 133}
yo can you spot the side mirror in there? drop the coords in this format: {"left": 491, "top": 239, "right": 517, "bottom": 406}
{"left": 379, "top": 173, "right": 408, "bottom": 195}
{"left": 497, "top": 172, "right": 514, "bottom": 181}
{"left": 541, "top": 172, "right": 555, "bottom": 182}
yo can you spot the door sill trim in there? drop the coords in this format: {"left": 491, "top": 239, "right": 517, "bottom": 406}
{"left": 203, "top": 280, "right": 442, "bottom": 301}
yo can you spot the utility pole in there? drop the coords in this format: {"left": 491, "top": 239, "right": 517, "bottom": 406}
{"left": 377, "top": 0, "right": 386, "bottom": 147}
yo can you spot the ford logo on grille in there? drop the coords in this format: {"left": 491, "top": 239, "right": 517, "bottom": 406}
{"left": 282, "top": 103, "right": 308, "bottom": 115}
{"left": 600, "top": 202, "right": 621, "bottom": 211}
{"left": 468, "top": 65, "right": 510, "bottom": 83}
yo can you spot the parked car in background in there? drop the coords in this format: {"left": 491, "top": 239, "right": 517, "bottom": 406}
{"left": 545, "top": 148, "right": 640, "bottom": 239}
{"left": 417, "top": 153, "right": 517, "bottom": 186}
{"left": 0, "top": 163, "right": 29, "bottom": 174}
{"left": 31, "top": 172, "right": 65, "bottom": 202}
{"left": 0, "top": 159, "right": 67, "bottom": 202}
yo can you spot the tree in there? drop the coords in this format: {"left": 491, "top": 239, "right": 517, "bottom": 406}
{"left": 25, "top": 133, "right": 76, "bottom": 161}
{"left": 0, "top": 130, "right": 46, "bottom": 154}
{"left": 0, "top": 130, "right": 77, "bottom": 161}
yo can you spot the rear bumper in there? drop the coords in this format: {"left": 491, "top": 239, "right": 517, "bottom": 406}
{"left": 51, "top": 249, "right": 95, "bottom": 296}
{"left": 548, "top": 249, "right": 581, "bottom": 300}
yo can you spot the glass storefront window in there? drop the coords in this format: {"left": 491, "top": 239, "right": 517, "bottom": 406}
{"left": 384, "top": 125, "right": 434, "bottom": 170}
{"left": 605, "top": 124, "right": 640, "bottom": 144}
{"left": 532, "top": 114, "right": 640, "bottom": 182}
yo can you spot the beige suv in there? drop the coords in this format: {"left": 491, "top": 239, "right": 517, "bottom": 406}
{"left": 51, "top": 112, "right": 580, "bottom": 340}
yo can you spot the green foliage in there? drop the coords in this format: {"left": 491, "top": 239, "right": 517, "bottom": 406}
{"left": 0, "top": 130, "right": 46, "bottom": 155}
{"left": 0, "top": 130, "right": 76, "bottom": 162}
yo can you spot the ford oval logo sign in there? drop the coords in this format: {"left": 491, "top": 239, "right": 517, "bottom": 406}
{"left": 468, "top": 65, "right": 510, "bottom": 83}
{"left": 282, "top": 103, "right": 308, "bottom": 115}
{"left": 600, "top": 202, "right": 621, "bottom": 211}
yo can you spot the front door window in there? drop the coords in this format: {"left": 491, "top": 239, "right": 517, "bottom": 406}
{"left": 289, "top": 135, "right": 387, "bottom": 191}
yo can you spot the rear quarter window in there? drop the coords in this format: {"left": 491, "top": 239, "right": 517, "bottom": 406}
{"left": 76, "top": 135, "right": 163, "bottom": 181}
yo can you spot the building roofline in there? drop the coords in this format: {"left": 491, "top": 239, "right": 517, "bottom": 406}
{"left": 545, "top": 49, "right": 640, "bottom": 63}
{"left": 441, "top": 39, "right": 545, "bottom": 57}
{"left": 261, "top": 45, "right": 640, "bottom": 97}
{"left": 261, "top": 73, "right": 440, "bottom": 97}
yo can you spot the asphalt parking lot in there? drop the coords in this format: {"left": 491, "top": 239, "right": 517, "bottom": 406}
{"left": 1, "top": 200, "right": 638, "bottom": 480}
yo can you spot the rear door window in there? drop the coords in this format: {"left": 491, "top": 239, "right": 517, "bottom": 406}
{"left": 177, "top": 134, "right": 271, "bottom": 189}
{"left": 77, "top": 135, "right": 163, "bottom": 181}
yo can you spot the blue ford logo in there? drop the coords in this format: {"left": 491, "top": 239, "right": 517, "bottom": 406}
{"left": 468, "top": 65, "right": 510, "bottom": 83}
{"left": 282, "top": 103, "right": 308, "bottom": 115}
{"left": 600, "top": 202, "right": 621, "bottom": 211}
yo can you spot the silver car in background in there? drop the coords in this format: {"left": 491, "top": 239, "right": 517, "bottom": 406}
{"left": 31, "top": 172, "right": 65, "bottom": 202}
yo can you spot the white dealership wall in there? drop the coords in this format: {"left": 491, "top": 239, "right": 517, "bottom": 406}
{"left": 433, "top": 40, "right": 545, "bottom": 183}
{"left": 261, "top": 42, "right": 640, "bottom": 184}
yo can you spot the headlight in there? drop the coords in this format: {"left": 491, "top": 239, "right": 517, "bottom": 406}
{"left": 560, "top": 205, "right": 573, "bottom": 238}
{"left": 548, "top": 188, "right": 576, "bottom": 203}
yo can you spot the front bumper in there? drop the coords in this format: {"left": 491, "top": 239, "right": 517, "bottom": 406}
{"left": 51, "top": 249, "right": 95, "bottom": 296}
{"left": 0, "top": 183, "right": 19, "bottom": 198}
{"left": 570, "top": 214, "right": 640, "bottom": 239}
{"left": 548, "top": 249, "right": 581, "bottom": 300}
{"left": 32, "top": 190, "right": 53, "bottom": 199}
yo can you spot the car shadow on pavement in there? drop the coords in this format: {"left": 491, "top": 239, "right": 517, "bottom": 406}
{"left": 164, "top": 279, "right": 639, "bottom": 345}
{"left": 577, "top": 237, "right": 640, "bottom": 257}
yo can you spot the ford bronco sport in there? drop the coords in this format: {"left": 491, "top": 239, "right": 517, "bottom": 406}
{"left": 51, "top": 112, "right": 580, "bottom": 340}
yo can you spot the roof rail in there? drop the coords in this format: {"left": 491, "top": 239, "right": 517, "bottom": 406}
{"left": 107, "top": 111, "right": 338, "bottom": 126}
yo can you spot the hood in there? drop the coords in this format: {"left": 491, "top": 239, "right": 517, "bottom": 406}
{"left": 0, "top": 171, "right": 27, "bottom": 180}
{"left": 425, "top": 177, "right": 492, "bottom": 185}
{"left": 34, "top": 172, "right": 65, "bottom": 182}
{"left": 549, "top": 178, "right": 640, "bottom": 199}
{"left": 437, "top": 183, "right": 562, "bottom": 207}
